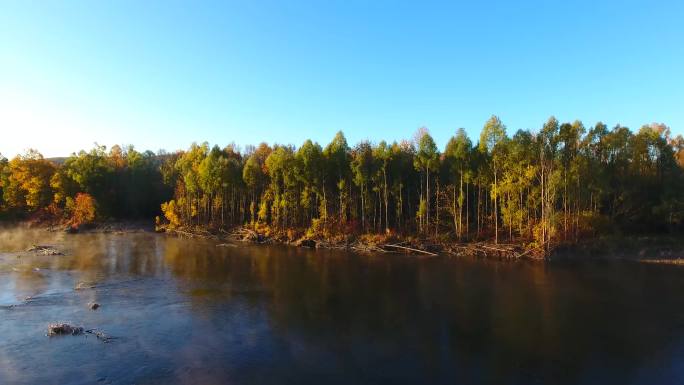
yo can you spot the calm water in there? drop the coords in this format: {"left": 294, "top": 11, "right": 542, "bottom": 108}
{"left": 0, "top": 228, "right": 683, "bottom": 385}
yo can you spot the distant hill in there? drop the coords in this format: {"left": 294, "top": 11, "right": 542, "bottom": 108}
{"left": 46, "top": 157, "right": 68, "bottom": 165}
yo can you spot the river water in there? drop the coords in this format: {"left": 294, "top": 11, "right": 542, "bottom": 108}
{"left": 0, "top": 228, "right": 683, "bottom": 384}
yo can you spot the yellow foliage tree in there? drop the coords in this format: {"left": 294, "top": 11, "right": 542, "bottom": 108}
{"left": 161, "top": 199, "right": 181, "bottom": 228}
{"left": 70, "top": 193, "right": 97, "bottom": 227}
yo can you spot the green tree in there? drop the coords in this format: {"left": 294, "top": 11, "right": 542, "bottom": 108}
{"left": 351, "top": 141, "right": 376, "bottom": 231}
{"left": 243, "top": 143, "right": 272, "bottom": 224}
{"left": 373, "top": 141, "right": 392, "bottom": 233}
{"left": 265, "top": 145, "right": 298, "bottom": 229}
{"left": 444, "top": 128, "right": 472, "bottom": 239}
{"left": 479, "top": 116, "right": 507, "bottom": 244}
{"left": 324, "top": 131, "right": 351, "bottom": 226}
{"left": 295, "top": 140, "right": 325, "bottom": 223}
{"left": 413, "top": 129, "right": 439, "bottom": 234}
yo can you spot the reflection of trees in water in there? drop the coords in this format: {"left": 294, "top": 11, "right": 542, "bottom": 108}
{"left": 2, "top": 231, "right": 172, "bottom": 295}
{"left": 156, "top": 239, "right": 684, "bottom": 384}
{"left": 3, "top": 231, "right": 684, "bottom": 383}
{"left": 241, "top": 255, "right": 684, "bottom": 384}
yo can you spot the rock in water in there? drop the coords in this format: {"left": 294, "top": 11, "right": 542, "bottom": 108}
{"left": 26, "top": 245, "right": 63, "bottom": 256}
{"left": 85, "top": 329, "right": 115, "bottom": 343}
{"left": 75, "top": 282, "right": 96, "bottom": 290}
{"left": 88, "top": 302, "right": 100, "bottom": 310}
{"left": 47, "top": 323, "right": 84, "bottom": 336}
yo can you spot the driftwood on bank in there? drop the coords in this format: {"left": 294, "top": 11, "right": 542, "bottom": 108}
{"left": 442, "top": 242, "right": 548, "bottom": 260}
{"left": 161, "top": 224, "right": 551, "bottom": 260}
{"left": 216, "top": 243, "right": 238, "bottom": 248}
{"left": 351, "top": 242, "right": 388, "bottom": 254}
{"left": 229, "top": 227, "right": 266, "bottom": 243}
{"left": 381, "top": 243, "right": 438, "bottom": 256}
{"left": 517, "top": 245, "right": 543, "bottom": 259}
{"left": 167, "top": 228, "right": 217, "bottom": 239}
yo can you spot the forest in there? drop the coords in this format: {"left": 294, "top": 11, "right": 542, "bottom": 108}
{"left": 2, "top": 116, "right": 683, "bottom": 253}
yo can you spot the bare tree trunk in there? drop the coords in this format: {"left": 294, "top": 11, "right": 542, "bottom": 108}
{"left": 564, "top": 172, "right": 568, "bottom": 239}
{"left": 541, "top": 153, "right": 546, "bottom": 251}
{"left": 459, "top": 171, "right": 463, "bottom": 240}
{"left": 426, "top": 167, "right": 430, "bottom": 234}
{"left": 477, "top": 183, "right": 481, "bottom": 238}
{"left": 465, "top": 182, "right": 469, "bottom": 239}
{"left": 453, "top": 183, "right": 458, "bottom": 236}
{"left": 360, "top": 183, "right": 365, "bottom": 231}
{"left": 494, "top": 167, "right": 498, "bottom": 245}
{"left": 384, "top": 169, "right": 389, "bottom": 233}
{"left": 435, "top": 178, "right": 439, "bottom": 238}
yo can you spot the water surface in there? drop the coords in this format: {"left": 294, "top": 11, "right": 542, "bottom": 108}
{"left": 1, "top": 228, "right": 683, "bottom": 384}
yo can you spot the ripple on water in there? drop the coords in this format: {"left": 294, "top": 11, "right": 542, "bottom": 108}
{"left": 1, "top": 229, "right": 684, "bottom": 385}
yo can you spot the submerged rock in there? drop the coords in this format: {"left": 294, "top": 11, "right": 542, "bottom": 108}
{"left": 26, "top": 245, "right": 63, "bottom": 256}
{"left": 85, "top": 329, "right": 115, "bottom": 343}
{"left": 75, "top": 282, "right": 96, "bottom": 290}
{"left": 47, "top": 323, "right": 84, "bottom": 336}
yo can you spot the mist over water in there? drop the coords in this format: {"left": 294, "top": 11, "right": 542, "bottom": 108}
{"left": 0, "top": 228, "right": 683, "bottom": 384}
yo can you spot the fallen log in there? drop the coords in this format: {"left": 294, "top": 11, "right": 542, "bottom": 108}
{"left": 516, "top": 247, "right": 538, "bottom": 259}
{"left": 478, "top": 244, "right": 514, "bottom": 253}
{"left": 382, "top": 244, "right": 438, "bottom": 256}
{"left": 169, "top": 229, "right": 204, "bottom": 238}
{"left": 216, "top": 243, "right": 238, "bottom": 248}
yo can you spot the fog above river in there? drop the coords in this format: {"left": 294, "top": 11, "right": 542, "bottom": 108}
{"left": 1, "top": 228, "right": 683, "bottom": 384}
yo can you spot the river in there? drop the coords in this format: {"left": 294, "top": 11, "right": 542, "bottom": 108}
{"left": 1, "top": 228, "right": 683, "bottom": 384}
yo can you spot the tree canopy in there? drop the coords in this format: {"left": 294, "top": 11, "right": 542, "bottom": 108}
{"left": 2, "top": 118, "right": 683, "bottom": 245}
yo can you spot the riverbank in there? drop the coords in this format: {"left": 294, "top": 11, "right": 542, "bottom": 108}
{"left": 1, "top": 219, "right": 154, "bottom": 234}
{"left": 4, "top": 220, "right": 683, "bottom": 263}
{"left": 158, "top": 225, "right": 684, "bottom": 263}
{"left": 159, "top": 224, "right": 551, "bottom": 260}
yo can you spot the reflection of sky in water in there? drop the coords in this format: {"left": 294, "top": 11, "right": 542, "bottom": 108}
{"left": 0, "top": 227, "right": 683, "bottom": 384}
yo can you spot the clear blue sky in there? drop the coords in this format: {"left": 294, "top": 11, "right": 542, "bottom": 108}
{"left": 1, "top": 0, "right": 682, "bottom": 157}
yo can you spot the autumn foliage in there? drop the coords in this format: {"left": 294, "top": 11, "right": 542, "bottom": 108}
{"left": 0, "top": 119, "right": 683, "bottom": 246}
{"left": 67, "top": 193, "right": 97, "bottom": 228}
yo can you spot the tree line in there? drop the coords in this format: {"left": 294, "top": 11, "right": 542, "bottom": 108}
{"left": 2, "top": 116, "right": 683, "bottom": 248}
{"left": 0, "top": 145, "right": 171, "bottom": 227}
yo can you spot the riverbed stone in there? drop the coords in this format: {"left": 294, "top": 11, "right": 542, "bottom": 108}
{"left": 47, "top": 323, "right": 84, "bottom": 336}
{"left": 26, "top": 245, "right": 63, "bottom": 256}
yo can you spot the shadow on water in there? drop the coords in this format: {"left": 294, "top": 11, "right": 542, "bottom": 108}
{"left": 0, "top": 227, "right": 683, "bottom": 384}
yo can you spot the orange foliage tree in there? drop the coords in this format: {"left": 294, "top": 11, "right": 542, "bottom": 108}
{"left": 68, "top": 193, "right": 97, "bottom": 227}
